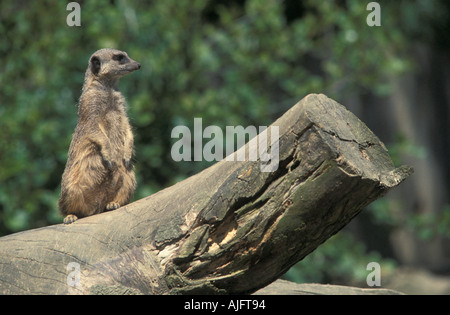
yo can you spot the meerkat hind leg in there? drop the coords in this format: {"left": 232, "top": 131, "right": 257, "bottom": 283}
{"left": 105, "top": 172, "right": 135, "bottom": 212}
{"left": 64, "top": 214, "right": 79, "bottom": 225}
{"left": 105, "top": 202, "right": 121, "bottom": 211}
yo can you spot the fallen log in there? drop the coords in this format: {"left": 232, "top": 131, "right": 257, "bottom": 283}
{"left": 0, "top": 94, "right": 412, "bottom": 294}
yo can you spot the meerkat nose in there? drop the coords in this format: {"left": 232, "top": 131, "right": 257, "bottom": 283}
{"left": 136, "top": 63, "right": 141, "bottom": 69}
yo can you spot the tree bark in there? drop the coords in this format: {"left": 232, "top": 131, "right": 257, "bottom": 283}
{"left": 0, "top": 94, "right": 412, "bottom": 295}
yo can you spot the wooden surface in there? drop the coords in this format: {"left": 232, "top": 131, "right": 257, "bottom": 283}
{"left": 0, "top": 94, "right": 412, "bottom": 294}
{"left": 253, "top": 279, "right": 404, "bottom": 295}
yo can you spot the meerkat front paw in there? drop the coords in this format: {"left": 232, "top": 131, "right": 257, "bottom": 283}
{"left": 102, "top": 158, "right": 116, "bottom": 170}
{"left": 106, "top": 202, "right": 121, "bottom": 211}
{"left": 101, "top": 151, "right": 121, "bottom": 171}
{"left": 123, "top": 157, "right": 132, "bottom": 170}
{"left": 64, "top": 214, "right": 78, "bottom": 225}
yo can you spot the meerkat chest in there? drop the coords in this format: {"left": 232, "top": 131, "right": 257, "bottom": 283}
{"left": 100, "top": 91, "right": 132, "bottom": 143}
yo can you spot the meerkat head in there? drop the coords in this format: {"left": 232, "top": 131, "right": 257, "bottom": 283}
{"left": 86, "top": 48, "right": 141, "bottom": 85}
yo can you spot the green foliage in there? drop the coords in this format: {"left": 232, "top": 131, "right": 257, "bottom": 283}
{"left": 388, "top": 133, "right": 428, "bottom": 167}
{"left": 282, "top": 233, "right": 397, "bottom": 285}
{"left": 368, "top": 199, "right": 450, "bottom": 240}
{"left": 0, "top": 0, "right": 447, "bottom": 284}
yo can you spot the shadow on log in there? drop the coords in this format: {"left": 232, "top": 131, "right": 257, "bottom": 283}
{"left": 0, "top": 94, "right": 412, "bottom": 294}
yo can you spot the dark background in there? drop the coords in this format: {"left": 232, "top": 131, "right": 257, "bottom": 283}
{"left": 1, "top": 0, "right": 449, "bottom": 292}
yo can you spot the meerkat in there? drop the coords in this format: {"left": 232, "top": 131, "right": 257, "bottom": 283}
{"left": 58, "top": 48, "right": 141, "bottom": 224}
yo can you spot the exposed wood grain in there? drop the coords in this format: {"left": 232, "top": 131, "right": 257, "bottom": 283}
{"left": 0, "top": 94, "right": 412, "bottom": 295}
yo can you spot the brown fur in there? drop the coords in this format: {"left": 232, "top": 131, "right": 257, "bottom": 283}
{"left": 58, "top": 48, "right": 140, "bottom": 224}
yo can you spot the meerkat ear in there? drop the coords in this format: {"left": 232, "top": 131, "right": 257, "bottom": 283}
{"left": 90, "top": 56, "right": 101, "bottom": 75}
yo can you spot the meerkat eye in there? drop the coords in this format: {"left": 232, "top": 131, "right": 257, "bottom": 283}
{"left": 113, "top": 54, "right": 125, "bottom": 62}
